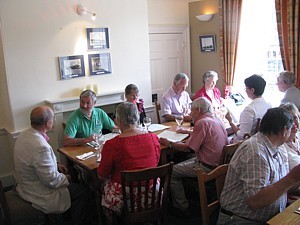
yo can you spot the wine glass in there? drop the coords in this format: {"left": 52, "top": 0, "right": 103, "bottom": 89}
{"left": 175, "top": 115, "right": 184, "bottom": 128}
{"left": 143, "top": 117, "right": 152, "bottom": 131}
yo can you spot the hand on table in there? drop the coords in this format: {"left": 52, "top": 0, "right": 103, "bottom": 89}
{"left": 159, "top": 138, "right": 170, "bottom": 146}
{"left": 176, "top": 127, "right": 192, "bottom": 134}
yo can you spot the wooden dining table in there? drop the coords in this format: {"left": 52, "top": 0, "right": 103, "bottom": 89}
{"left": 57, "top": 121, "right": 190, "bottom": 172}
{"left": 57, "top": 121, "right": 188, "bottom": 224}
{"left": 267, "top": 199, "right": 300, "bottom": 225}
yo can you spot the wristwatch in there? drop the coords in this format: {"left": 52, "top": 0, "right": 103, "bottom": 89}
{"left": 169, "top": 141, "right": 173, "bottom": 149}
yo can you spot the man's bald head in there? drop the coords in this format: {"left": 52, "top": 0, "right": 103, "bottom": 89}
{"left": 30, "top": 106, "right": 54, "bottom": 128}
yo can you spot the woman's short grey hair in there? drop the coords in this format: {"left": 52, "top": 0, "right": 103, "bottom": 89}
{"left": 279, "top": 71, "right": 295, "bottom": 85}
{"left": 125, "top": 84, "right": 139, "bottom": 96}
{"left": 80, "top": 90, "right": 97, "bottom": 102}
{"left": 173, "top": 73, "right": 189, "bottom": 85}
{"left": 116, "top": 102, "right": 139, "bottom": 126}
{"left": 203, "top": 71, "right": 218, "bottom": 84}
{"left": 279, "top": 102, "right": 299, "bottom": 115}
{"left": 191, "top": 97, "right": 213, "bottom": 113}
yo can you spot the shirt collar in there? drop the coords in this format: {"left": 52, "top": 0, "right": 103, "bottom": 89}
{"left": 39, "top": 131, "right": 49, "bottom": 142}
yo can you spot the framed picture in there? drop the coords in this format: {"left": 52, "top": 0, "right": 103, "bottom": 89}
{"left": 86, "top": 28, "right": 109, "bottom": 50}
{"left": 58, "top": 55, "right": 85, "bottom": 80}
{"left": 88, "top": 53, "right": 112, "bottom": 76}
{"left": 199, "top": 35, "right": 216, "bottom": 52}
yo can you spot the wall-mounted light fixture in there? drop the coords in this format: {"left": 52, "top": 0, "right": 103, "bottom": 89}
{"left": 196, "top": 14, "right": 214, "bottom": 22}
{"left": 77, "top": 4, "right": 96, "bottom": 20}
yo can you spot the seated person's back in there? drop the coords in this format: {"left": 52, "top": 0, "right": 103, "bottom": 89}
{"left": 98, "top": 102, "right": 160, "bottom": 216}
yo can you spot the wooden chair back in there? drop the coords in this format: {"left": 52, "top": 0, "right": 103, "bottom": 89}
{"left": 154, "top": 100, "right": 161, "bottom": 124}
{"left": 121, "top": 162, "right": 173, "bottom": 225}
{"left": 219, "top": 142, "right": 242, "bottom": 165}
{"left": 197, "top": 164, "right": 229, "bottom": 225}
{"left": 0, "top": 180, "right": 48, "bottom": 225}
{"left": 0, "top": 180, "right": 12, "bottom": 225}
{"left": 243, "top": 118, "right": 261, "bottom": 140}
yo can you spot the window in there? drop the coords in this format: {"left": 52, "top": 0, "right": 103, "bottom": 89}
{"left": 234, "top": 0, "right": 284, "bottom": 107}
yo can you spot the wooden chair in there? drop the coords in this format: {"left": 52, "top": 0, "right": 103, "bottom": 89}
{"left": 154, "top": 100, "right": 161, "bottom": 124}
{"left": 243, "top": 118, "right": 261, "bottom": 140}
{"left": 120, "top": 162, "right": 173, "bottom": 225}
{"left": 219, "top": 142, "right": 242, "bottom": 165}
{"left": 197, "top": 164, "right": 229, "bottom": 225}
{"left": 0, "top": 180, "right": 48, "bottom": 225}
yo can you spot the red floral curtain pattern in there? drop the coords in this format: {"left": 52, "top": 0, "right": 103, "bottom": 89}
{"left": 275, "top": 0, "right": 300, "bottom": 87}
{"left": 219, "top": 0, "right": 243, "bottom": 86}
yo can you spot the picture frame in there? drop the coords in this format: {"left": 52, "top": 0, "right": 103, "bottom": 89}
{"left": 86, "top": 28, "right": 110, "bottom": 50}
{"left": 58, "top": 55, "right": 85, "bottom": 80}
{"left": 199, "top": 35, "right": 216, "bottom": 52}
{"left": 88, "top": 53, "right": 112, "bottom": 76}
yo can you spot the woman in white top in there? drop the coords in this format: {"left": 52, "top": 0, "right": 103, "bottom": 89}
{"left": 226, "top": 74, "right": 272, "bottom": 141}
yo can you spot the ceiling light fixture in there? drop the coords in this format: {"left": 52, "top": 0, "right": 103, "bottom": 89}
{"left": 77, "top": 4, "right": 96, "bottom": 20}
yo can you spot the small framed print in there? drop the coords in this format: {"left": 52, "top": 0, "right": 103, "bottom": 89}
{"left": 58, "top": 55, "right": 85, "bottom": 80}
{"left": 88, "top": 53, "right": 112, "bottom": 76}
{"left": 86, "top": 28, "right": 109, "bottom": 50}
{"left": 199, "top": 34, "right": 216, "bottom": 52}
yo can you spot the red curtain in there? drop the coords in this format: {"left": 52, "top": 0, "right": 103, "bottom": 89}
{"left": 219, "top": 0, "right": 243, "bottom": 87}
{"left": 275, "top": 0, "right": 300, "bottom": 87}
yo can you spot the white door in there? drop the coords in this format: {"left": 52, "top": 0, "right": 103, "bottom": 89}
{"left": 149, "top": 26, "right": 191, "bottom": 103}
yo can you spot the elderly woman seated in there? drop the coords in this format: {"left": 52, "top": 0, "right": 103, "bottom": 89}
{"left": 124, "top": 84, "right": 146, "bottom": 126}
{"left": 192, "top": 70, "right": 228, "bottom": 127}
{"left": 97, "top": 102, "right": 160, "bottom": 223}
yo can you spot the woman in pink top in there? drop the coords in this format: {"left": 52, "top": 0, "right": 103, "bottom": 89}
{"left": 97, "top": 102, "right": 160, "bottom": 222}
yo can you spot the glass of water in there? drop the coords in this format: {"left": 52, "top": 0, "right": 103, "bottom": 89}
{"left": 175, "top": 115, "right": 184, "bottom": 128}
{"left": 143, "top": 117, "right": 152, "bottom": 131}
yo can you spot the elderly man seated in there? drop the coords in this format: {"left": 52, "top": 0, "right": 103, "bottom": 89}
{"left": 160, "top": 73, "right": 192, "bottom": 122}
{"left": 159, "top": 97, "right": 228, "bottom": 217}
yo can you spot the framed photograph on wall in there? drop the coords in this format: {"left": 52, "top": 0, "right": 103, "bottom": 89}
{"left": 199, "top": 34, "right": 216, "bottom": 52}
{"left": 86, "top": 28, "right": 110, "bottom": 50}
{"left": 88, "top": 53, "right": 112, "bottom": 76}
{"left": 58, "top": 55, "right": 85, "bottom": 80}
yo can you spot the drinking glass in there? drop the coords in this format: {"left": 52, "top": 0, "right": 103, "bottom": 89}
{"left": 143, "top": 117, "right": 152, "bottom": 131}
{"left": 93, "top": 129, "right": 102, "bottom": 149}
{"left": 175, "top": 115, "right": 184, "bottom": 128}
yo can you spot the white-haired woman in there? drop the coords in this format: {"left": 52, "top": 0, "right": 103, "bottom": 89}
{"left": 97, "top": 102, "right": 160, "bottom": 223}
{"left": 192, "top": 71, "right": 228, "bottom": 127}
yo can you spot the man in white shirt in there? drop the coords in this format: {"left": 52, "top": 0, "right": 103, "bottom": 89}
{"left": 277, "top": 70, "right": 300, "bottom": 109}
{"left": 160, "top": 73, "right": 192, "bottom": 122}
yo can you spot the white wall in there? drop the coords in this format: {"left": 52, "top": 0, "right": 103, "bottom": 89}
{"left": 147, "top": 0, "right": 189, "bottom": 25}
{"left": 0, "top": 0, "right": 191, "bottom": 186}
{"left": 0, "top": 0, "right": 151, "bottom": 132}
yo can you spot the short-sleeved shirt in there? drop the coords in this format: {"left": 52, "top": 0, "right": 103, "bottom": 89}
{"left": 281, "top": 86, "right": 300, "bottom": 109}
{"left": 185, "top": 112, "right": 228, "bottom": 167}
{"left": 236, "top": 97, "right": 272, "bottom": 140}
{"left": 64, "top": 108, "right": 115, "bottom": 138}
{"left": 220, "top": 132, "right": 289, "bottom": 222}
{"left": 160, "top": 87, "right": 192, "bottom": 117}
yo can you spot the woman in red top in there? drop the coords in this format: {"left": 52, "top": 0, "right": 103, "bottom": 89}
{"left": 192, "top": 71, "right": 228, "bottom": 127}
{"left": 97, "top": 102, "right": 160, "bottom": 222}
